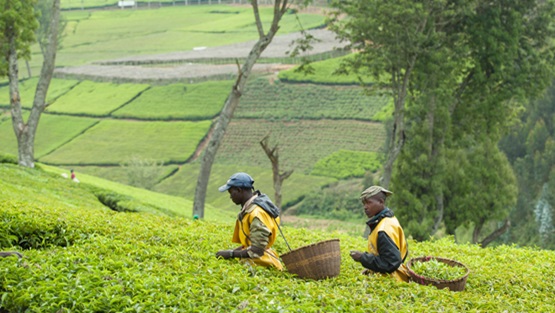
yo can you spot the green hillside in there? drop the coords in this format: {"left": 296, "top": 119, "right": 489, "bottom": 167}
{"left": 1, "top": 4, "right": 392, "bottom": 225}
{"left": 0, "top": 163, "right": 554, "bottom": 312}
{"left": 24, "top": 5, "right": 326, "bottom": 74}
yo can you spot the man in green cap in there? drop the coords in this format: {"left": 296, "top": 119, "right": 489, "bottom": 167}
{"left": 349, "top": 185, "right": 409, "bottom": 282}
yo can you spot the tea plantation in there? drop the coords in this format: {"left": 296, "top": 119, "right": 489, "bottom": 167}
{"left": 1, "top": 163, "right": 554, "bottom": 312}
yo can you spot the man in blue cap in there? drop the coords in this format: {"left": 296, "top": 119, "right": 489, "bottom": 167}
{"left": 215, "top": 172, "right": 283, "bottom": 270}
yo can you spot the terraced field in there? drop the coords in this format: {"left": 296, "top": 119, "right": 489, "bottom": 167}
{"left": 1, "top": 4, "right": 390, "bottom": 211}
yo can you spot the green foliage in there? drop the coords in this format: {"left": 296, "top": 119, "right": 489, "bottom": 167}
{"left": 0, "top": 0, "right": 39, "bottom": 77}
{"left": 0, "top": 203, "right": 77, "bottom": 249}
{"left": 410, "top": 258, "right": 467, "bottom": 281}
{"left": 278, "top": 55, "right": 374, "bottom": 85}
{"left": 216, "top": 119, "right": 386, "bottom": 174}
{"left": 236, "top": 78, "right": 390, "bottom": 121}
{"left": 311, "top": 150, "right": 382, "bottom": 179}
{"left": 0, "top": 112, "right": 99, "bottom": 158}
{"left": 48, "top": 81, "right": 149, "bottom": 116}
{"left": 111, "top": 81, "right": 232, "bottom": 120}
{"left": 120, "top": 155, "right": 164, "bottom": 190}
{"left": 0, "top": 152, "right": 18, "bottom": 164}
{"left": 0, "top": 77, "right": 79, "bottom": 107}
{"left": 24, "top": 5, "right": 325, "bottom": 73}
{"left": 371, "top": 98, "right": 394, "bottom": 122}
{"left": 294, "top": 180, "right": 364, "bottom": 221}
{"left": 500, "top": 82, "right": 555, "bottom": 249}
{"left": 1, "top": 164, "right": 555, "bottom": 312}
{"left": 153, "top": 162, "right": 336, "bottom": 211}
{"left": 64, "top": 164, "right": 179, "bottom": 188}
{"left": 60, "top": 0, "right": 116, "bottom": 9}
{"left": 39, "top": 119, "right": 211, "bottom": 165}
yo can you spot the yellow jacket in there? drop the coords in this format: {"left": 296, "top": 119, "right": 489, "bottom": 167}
{"left": 232, "top": 204, "right": 283, "bottom": 270}
{"left": 366, "top": 214, "right": 409, "bottom": 282}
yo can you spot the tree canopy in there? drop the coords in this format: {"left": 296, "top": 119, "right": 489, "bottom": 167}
{"left": 329, "top": 0, "right": 555, "bottom": 243}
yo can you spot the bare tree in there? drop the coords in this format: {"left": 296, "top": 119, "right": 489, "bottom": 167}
{"left": 8, "top": 0, "right": 62, "bottom": 168}
{"left": 259, "top": 134, "right": 293, "bottom": 208}
{"left": 192, "top": 0, "right": 294, "bottom": 218}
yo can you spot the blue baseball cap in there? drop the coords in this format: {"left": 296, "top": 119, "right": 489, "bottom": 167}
{"left": 218, "top": 172, "right": 254, "bottom": 192}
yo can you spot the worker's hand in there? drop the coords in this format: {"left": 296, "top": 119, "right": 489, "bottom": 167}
{"left": 216, "top": 250, "right": 234, "bottom": 259}
{"left": 350, "top": 250, "right": 363, "bottom": 262}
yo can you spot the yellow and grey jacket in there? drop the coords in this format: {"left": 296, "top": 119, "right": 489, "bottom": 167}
{"left": 360, "top": 208, "right": 409, "bottom": 282}
{"left": 232, "top": 195, "right": 283, "bottom": 270}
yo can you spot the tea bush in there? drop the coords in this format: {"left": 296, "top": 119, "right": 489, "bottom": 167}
{"left": 311, "top": 150, "right": 382, "bottom": 179}
{"left": 1, "top": 159, "right": 554, "bottom": 312}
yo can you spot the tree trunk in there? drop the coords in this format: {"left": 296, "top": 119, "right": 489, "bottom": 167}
{"left": 193, "top": 0, "right": 288, "bottom": 218}
{"left": 472, "top": 218, "right": 485, "bottom": 244}
{"left": 381, "top": 65, "right": 413, "bottom": 188}
{"left": 480, "top": 219, "right": 511, "bottom": 248}
{"left": 9, "top": 0, "right": 61, "bottom": 168}
{"left": 260, "top": 134, "right": 293, "bottom": 208}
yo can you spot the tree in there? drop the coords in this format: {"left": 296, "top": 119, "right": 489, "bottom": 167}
{"left": 2, "top": 0, "right": 62, "bottom": 168}
{"left": 500, "top": 82, "right": 555, "bottom": 249}
{"left": 260, "top": 134, "right": 293, "bottom": 208}
{"left": 329, "top": 0, "right": 555, "bottom": 242}
{"left": 193, "top": 0, "right": 299, "bottom": 218}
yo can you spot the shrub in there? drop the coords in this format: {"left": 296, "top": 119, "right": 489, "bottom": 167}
{"left": 311, "top": 150, "right": 382, "bottom": 179}
{"left": 120, "top": 155, "right": 164, "bottom": 190}
{"left": 0, "top": 153, "right": 17, "bottom": 165}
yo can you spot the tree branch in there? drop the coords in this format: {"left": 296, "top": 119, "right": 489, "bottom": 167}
{"left": 480, "top": 219, "right": 511, "bottom": 248}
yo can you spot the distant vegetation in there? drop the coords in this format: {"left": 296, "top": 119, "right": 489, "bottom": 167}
{"left": 236, "top": 78, "right": 389, "bottom": 121}
{"left": 278, "top": 54, "right": 373, "bottom": 85}
{"left": 39, "top": 119, "right": 212, "bottom": 165}
{"left": 1, "top": 4, "right": 390, "bottom": 219}
{"left": 311, "top": 150, "right": 382, "bottom": 179}
{"left": 112, "top": 80, "right": 233, "bottom": 120}
{"left": 24, "top": 5, "right": 326, "bottom": 74}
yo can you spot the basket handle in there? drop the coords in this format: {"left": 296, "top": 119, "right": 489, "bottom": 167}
{"left": 276, "top": 219, "right": 293, "bottom": 252}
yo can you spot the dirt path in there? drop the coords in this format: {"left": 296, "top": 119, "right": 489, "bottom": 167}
{"left": 53, "top": 29, "right": 347, "bottom": 82}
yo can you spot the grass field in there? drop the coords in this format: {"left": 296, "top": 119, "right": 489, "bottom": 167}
{"left": 39, "top": 119, "right": 212, "bottom": 165}
{"left": 111, "top": 80, "right": 233, "bottom": 120}
{"left": 48, "top": 81, "right": 150, "bottom": 116}
{"left": 278, "top": 54, "right": 375, "bottom": 85}
{"left": 22, "top": 5, "right": 326, "bottom": 75}
{"left": 0, "top": 113, "right": 99, "bottom": 158}
{"left": 0, "top": 77, "right": 80, "bottom": 108}
{"left": 236, "top": 78, "right": 390, "bottom": 121}
{"left": 153, "top": 162, "right": 336, "bottom": 209}
{"left": 215, "top": 118, "right": 386, "bottom": 174}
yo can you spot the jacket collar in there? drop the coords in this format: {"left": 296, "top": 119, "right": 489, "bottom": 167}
{"left": 366, "top": 207, "right": 394, "bottom": 231}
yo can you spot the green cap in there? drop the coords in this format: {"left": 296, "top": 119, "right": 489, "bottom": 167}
{"left": 360, "top": 186, "right": 393, "bottom": 200}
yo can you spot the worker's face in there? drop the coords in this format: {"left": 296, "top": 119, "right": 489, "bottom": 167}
{"left": 228, "top": 187, "right": 244, "bottom": 206}
{"left": 362, "top": 196, "right": 384, "bottom": 218}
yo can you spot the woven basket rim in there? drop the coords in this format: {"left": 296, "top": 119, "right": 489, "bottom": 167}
{"left": 281, "top": 238, "right": 340, "bottom": 258}
{"left": 407, "top": 256, "right": 470, "bottom": 284}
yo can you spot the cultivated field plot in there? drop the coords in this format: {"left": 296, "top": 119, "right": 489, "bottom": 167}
{"left": 278, "top": 55, "right": 375, "bottom": 85}
{"left": 39, "top": 119, "right": 211, "bottom": 165}
{"left": 111, "top": 80, "right": 233, "bottom": 120}
{"left": 0, "top": 78, "right": 79, "bottom": 108}
{"left": 48, "top": 81, "right": 149, "bottom": 116}
{"left": 0, "top": 114, "right": 99, "bottom": 158}
{"left": 237, "top": 78, "right": 390, "bottom": 121}
{"left": 311, "top": 150, "right": 381, "bottom": 179}
{"left": 215, "top": 119, "right": 386, "bottom": 174}
{"left": 153, "top": 162, "right": 336, "bottom": 209}
{"left": 67, "top": 164, "right": 180, "bottom": 189}
{"left": 46, "top": 6, "right": 326, "bottom": 69}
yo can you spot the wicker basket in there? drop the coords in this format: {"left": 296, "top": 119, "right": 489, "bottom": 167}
{"left": 407, "top": 256, "right": 470, "bottom": 292}
{"left": 281, "top": 239, "right": 341, "bottom": 280}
